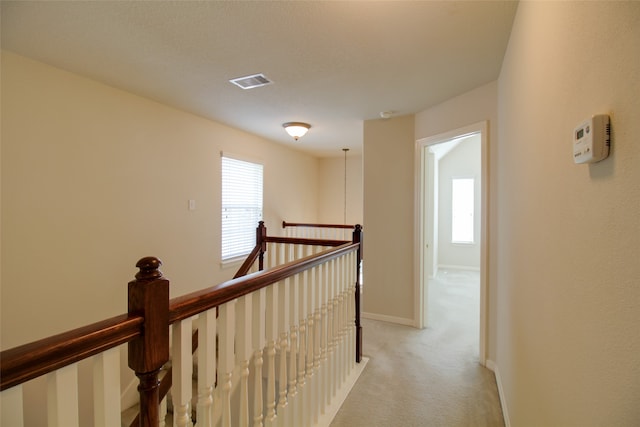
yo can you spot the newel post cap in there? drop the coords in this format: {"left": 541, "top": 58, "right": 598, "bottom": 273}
{"left": 135, "top": 256, "right": 163, "bottom": 280}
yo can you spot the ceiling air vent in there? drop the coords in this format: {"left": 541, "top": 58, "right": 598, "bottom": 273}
{"left": 229, "top": 73, "right": 273, "bottom": 90}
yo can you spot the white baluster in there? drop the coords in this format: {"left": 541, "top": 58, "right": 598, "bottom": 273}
{"left": 338, "top": 260, "right": 347, "bottom": 388}
{"left": 264, "top": 284, "right": 278, "bottom": 427}
{"left": 344, "top": 255, "right": 352, "bottom": 377}
{"left": 335, "top": 259, "right": 343, "bottom": 399}
{"left": 320, "top": 263, "right": 333, "bottom": 414}
{"left": 305, "top": 267, "right": 316, "bottom": 424}
{"left": 345, "top": 252, "right": 356, "bottom": 374}
{"left": 236, "top": 295, "right": 252, "bottom": 427}
{"left": 278, "top": 242, "right": 285, "bottom": 266}
{"left": 332, "top": 258, "right": 340, "bottom": 398}
{"left": 277, "top": 278, "right": 290, "bottom": 422}
{"left": 313, "top": 267, "right": 322, "bottom": 423}
{"left": 325, "top": 261, "right": 334, "bottom": 408}
{"left": 277, "top": 331, "right": 289, "bottom": 425}
{"left": 252, "top": 288, "right": 266, "bottom": 427}
{"left": 334, "top": 258, "right": 343, "bottom": 392}
{"left": 160, "top": 396, "right": 168, "bottom": 427}
{"left": 93, "top": 347, "right": 120, "bottom": 427}
{"left": 288, "top": 272, "right": 300, "bottom": 425}
{"left": 269, "top": 242, "right": 279, "bottom": 270}
{"left": 349, "top": 251, "right": 357, "bottom": 371}
{"left": 320, "top": 263, "right": 329, "bottom": 413}
{"left": 334, "top": 257, "right": 345, "bottom": 394}
{"left": 296, "top": 247, "right": 308, "bottom": 427}
{"left": 172, "top": 317, "right": 193, "bottom": 427}
{"left": 219, "top": 300, "right": 237, "bottom": 427}
{"left": 47, "top": 363, "right": 79, "bottom": 427}
{"left": 1, "top": 385, "right": 24, "bottom": 426}
{"left": 285, "top": 243, "right": 294, "bottom": 263}
{"left": 196, "top": 308, "right": 216, "bottom": 427}
{"left": 264, "top": 339, "right": 277, "bottom": 427}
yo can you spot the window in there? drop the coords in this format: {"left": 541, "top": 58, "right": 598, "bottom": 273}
{"left": 451, "top": 178, "right": 474, "bottom": 244}
{"left": 221, "top": 154, "right": 263, "bottom": 261}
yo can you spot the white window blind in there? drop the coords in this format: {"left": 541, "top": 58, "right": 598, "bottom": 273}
{"left": 451, "top": 178, "right": 474, "bottom": 244}
{"left": 221, "top": 155, "right": 263, "bottom": 261}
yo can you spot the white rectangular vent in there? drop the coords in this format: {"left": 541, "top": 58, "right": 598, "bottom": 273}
{"left": 229, "top": 73, "right": 273, "bottom": 90}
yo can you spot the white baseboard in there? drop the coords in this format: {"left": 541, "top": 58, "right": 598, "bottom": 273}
{"left": 317, "top": 357, "right": 369, "bottom": 427}
{"left": 438, "top": 264, "right": 480, "bottom": 272}
{"left": 485, "top": 359, "right": 510, "bottom": 427}
{"left": 362, "top": 312, "right": 415, "bottom": 327}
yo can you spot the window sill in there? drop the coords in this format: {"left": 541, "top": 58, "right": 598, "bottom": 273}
{"left": 220, "top": 256, "right": 247, "bottom": 269}
{"left": 451, "top": 241, "right": 475, "bottom": 246}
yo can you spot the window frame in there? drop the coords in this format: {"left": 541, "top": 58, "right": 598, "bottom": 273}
{"left": 220, "top": 152, "right": 264, "bottom": 264}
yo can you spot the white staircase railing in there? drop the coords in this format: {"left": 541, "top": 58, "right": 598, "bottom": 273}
{"left": 1, "top": 223, "right": 363, "bottom": 427}
{"left": 168, "top": 242, "right": 359, "bottom": 427}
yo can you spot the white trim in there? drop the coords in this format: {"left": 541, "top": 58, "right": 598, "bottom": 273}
{"left": 414, "top": 121, "right": 489, "bottom": 367}
{"left": 219, "top": 256, "right": 245, "bottom": 269}
{"left": 362, "top": 312, "right": 415, "bottom": 327}
{"left": 437, "top": 264, "right": 480, "bottom": 272}
{"left": 485, "top": 359, "right": 510, "bottom": 427}
{"left": 316, "top": 357, "right": 369, "bottom": 427}
{"left": 219, "top": 150, "right": 263, "bottom": 165}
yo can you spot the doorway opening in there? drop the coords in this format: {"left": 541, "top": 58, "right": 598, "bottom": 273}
{"left": 415, "top": 122, "right": 488, "bottom": 365}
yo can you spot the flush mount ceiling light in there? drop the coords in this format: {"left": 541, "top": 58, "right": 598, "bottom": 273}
{"left": 283, "top": 122, "right": 311, "bottom": 141}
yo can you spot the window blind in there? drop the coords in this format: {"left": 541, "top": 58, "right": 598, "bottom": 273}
{"left": 221, "top": 155, "right": 263, "bottom": 261}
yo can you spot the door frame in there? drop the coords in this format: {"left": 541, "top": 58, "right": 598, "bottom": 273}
{"left": 414, "top": 121, "right": 489, "bottom": 366}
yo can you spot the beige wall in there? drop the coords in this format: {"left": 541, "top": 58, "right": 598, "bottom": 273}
{"left": 0, "top": 51, "right": 319, "bottom": 350}
{"left": 362, "top": 115, "right": 415, "bottom": 324}
{"left": 496, "top": 2, "right": 640, "bottom": 426}
{"left": 318, "top": 154, "right": 363, "bottom": 226}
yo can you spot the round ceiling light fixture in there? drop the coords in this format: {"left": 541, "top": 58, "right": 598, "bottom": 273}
{"left": 283, "top": 122, "right": 311, "bottom": 141}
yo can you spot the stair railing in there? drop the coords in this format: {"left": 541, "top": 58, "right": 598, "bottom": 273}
{"left": 0, "top": 256, "right": 168, "bottom": 427}
{"left": 282, "top": 220, "right": 358, "bottom": 241}
{"left": 1, "top": 223, "right": 363, "bottom": 427}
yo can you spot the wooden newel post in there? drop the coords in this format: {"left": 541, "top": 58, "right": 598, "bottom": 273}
{"left": 257, "top": 221, "right": 267, "bottom": 271}
{"left": 128, "top": 257, "right": 170, "bottom": 427}
{"left": 352, "top": 225, "right": 363, "bottom": 363}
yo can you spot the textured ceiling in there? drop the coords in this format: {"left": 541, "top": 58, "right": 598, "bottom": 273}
{"left": 1, "top": 1, "right": 518, "bottom": 157}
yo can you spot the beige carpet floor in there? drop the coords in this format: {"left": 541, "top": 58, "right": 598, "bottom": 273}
{"left": 330, "top": 270, "right": 504, "bottom": 427}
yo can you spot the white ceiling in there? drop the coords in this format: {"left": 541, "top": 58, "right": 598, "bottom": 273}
{"left": 1, "top": 1, "right": 518, "bottom": 157}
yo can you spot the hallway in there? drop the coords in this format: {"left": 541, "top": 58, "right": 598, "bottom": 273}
{"left": 331, "top": 270, "right": 504, "bottom": 426}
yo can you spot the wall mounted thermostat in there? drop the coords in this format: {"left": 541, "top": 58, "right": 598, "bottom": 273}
{"left": 573, "top": 114, "right": 610, "bottom": 164}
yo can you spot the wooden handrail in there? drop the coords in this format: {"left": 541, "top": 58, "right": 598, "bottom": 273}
{"left": 233, "top": 244, "right": 263, "bottom": 279}
{"left": 144, "top": 222, "right": 355, "bottom": 422}
{"left": 169, "top": 242, "right": 359, "bottom": 324}
{"left": 282, "top": 220, "right": 356, "bottom": 229}
{"left": 144, "top": 233, "right": 360, "bottom": 423}
{"left": 265, "top": 235, "right": 349, "bottom": 247}
{"left": 1, "top": 222, "right": 363, "bottom": 426}
{"left": 0, "top": 314, "right": 143, "bottom": 391}
{"left": 235, "top": 225, "right": 349, "bottom": 280}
